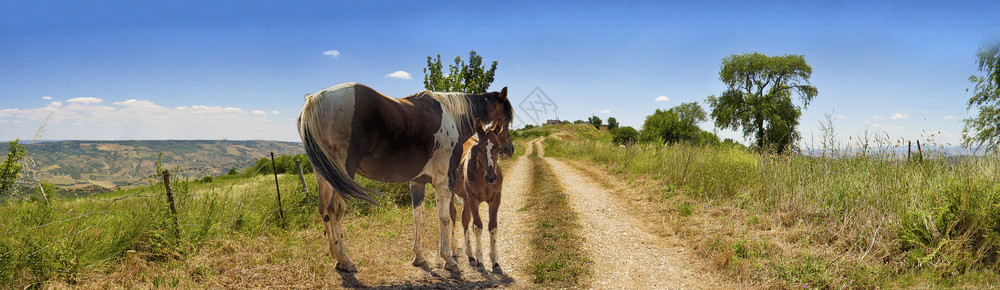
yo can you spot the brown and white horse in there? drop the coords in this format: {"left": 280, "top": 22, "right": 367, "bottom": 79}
{"left": 450, "top": 119, "right": 504, "bottom": 273}
{"left": 297, "top": 82, "right": 513, "bottom": 272}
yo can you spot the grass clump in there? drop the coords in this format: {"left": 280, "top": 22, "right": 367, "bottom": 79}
{"left": 522, "top": 148, "right": 590, "bottom": 287}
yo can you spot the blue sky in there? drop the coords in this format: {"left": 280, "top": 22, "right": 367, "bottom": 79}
{"left": 2, "top": 1, "right": 998, "bottom": 147}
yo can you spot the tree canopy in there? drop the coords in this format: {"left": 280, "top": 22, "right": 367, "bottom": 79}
{"left": 606, "top": 117, "right": 619, "bottom": 130}
{"left": 639, "top": 102, "right": 714, "bottom": 145}
{"left": 588, "top": 116, "right": 602, "bottom": 129}
{"left": 963, "top": 40, "right": 1000, "bottom": 153}
{"left": 706, "top": 52, "right": 817, "bottom": 153}
{"left": 423, "top": 50, "right": 498, "bottom": 94}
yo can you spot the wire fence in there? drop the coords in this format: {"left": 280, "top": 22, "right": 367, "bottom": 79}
{"left": 2, "top": 152, "right": 314, "bottom": 242}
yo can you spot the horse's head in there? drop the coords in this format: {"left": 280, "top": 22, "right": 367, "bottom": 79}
{"left": 472, "top": 119, "right": 503, "bottom": 185}
{"left": 483, "top": 87, "right": 514, "bottom": 160}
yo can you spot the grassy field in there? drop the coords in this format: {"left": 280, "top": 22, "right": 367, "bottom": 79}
{"left": 534, "top": 124, "right": 1000, "bottom": 288}
{"left": 0, "top": 167, "right": 420, "bottom": 288}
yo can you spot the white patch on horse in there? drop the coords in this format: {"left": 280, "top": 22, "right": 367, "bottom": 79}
{"left": 486, "top": 139, "right": 494, "bottom": 168}
{"left": 302, "top": 82, "right": 356, "bottom": 166}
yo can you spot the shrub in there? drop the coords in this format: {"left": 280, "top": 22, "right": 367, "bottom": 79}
{"left": 611, "top": 127, "right": 639, "bottom": 146}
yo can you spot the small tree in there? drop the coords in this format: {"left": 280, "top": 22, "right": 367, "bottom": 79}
{"left": 607, "top": 117, "right": 619, "bottom": 130}
{"left": 588, "top": 116, "right": 602, "bottom": 129}
{"left": 612, "top": 126, "right": 639, "bottom": 146}
{"left": 423, "top": 50, "right": 498, "bottom": 93}
{"left": 640, "top": 102, "right": 711, "bottom": 145}
{"left": 963, "top": 40, "right": 1000, "bottom": 153}
{"left": 0, "top": 139, "right": 27, "bottom": 196}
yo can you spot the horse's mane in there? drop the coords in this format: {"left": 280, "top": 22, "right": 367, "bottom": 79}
{"left": 427, "top": 91, "right": 487, "bottom": 130}
{"left": 426, "top": 90, "right": 513, "bottom": 131}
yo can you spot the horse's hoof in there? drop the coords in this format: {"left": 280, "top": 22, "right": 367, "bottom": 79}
{"left": 468, "top": 257, "right": 479, "bottom": 267}
{"left": 412, "top": 256, "right": 427, "bottom": 267}
{"left": 444, "top": 261, "right": 460, "bottom": 272}
{"left": 491, "top": 263, "right": 502, "bottom": 274}
{"left": 336, "top": 261, "right": 358, "bottom": 272}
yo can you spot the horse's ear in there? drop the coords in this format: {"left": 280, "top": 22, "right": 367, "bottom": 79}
{"left": 475, "top": 118, "right": 486, "bottom": 136}
{"left": 500, "top": 87, "right": 508, "bottom": 100}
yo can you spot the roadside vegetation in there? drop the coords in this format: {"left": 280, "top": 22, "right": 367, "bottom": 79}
{"left": 520, "top": 144, "right": 591, "bottom": 287}
{"left": 529, "top": 122, "right": 1000, "bottom": 288}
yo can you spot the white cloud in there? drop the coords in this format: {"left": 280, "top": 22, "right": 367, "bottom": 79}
{"left": 944, "top": 115, "right": 956, "bottom": 120}
{"left": 890, "top": 113, "right": 909, "bottom": 120}
{"left": 1, "top": 98, "right": 299, "bottom": 140}
{"left": 873, "top": 115, "right": 883, "bottom": 120}
{"left": 271, "top": 110, "right": 280, "bottom": 115}
{"left": 42, "top": 96, "right": 52, "bottom": 100}
{"left": 323, "top": 50, "right": 340, "bottom": 58}
{"left": 599, "top": 109, "right": 611, "bottom": 114}
{"left": 655, "top": 96, "right": 669, "bottom": 102}
{"left": 836, "top": 115, "right": 847, "bottom": 119}
{"left": 385, "top": 70, "right": 412, "bottom": 80}
{"left": 66, "top": 97, "right": 102, "bottom": 104}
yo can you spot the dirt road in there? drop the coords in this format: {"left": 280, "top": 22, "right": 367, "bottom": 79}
{"left": 532, "top": 140, "right": 731, "bottom": 289}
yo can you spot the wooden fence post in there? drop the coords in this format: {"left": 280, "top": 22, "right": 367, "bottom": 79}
{"left": 162, "top": 169, "right": 180, "bottom": 239}
{"left": 270, "top": 152, "right": 286, "bottom": 229}
{"left": 296, "top": 158, "right": 309, "bottom": 198}
{"left": 907, "top": 141, "right": 912, "bottom": 161}
{"left": 916, "top": 140, "right": 923, "bottom": 163}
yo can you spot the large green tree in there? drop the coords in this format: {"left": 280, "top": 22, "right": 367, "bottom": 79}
{"left": 423, "top": 50, "right": 498, "bottom": 93}
{"left": 963, "top": 40, "right": 1000, "bottom": 153}
{"left": 639, "top": 102, "right": 712, "bottom": 145}
{"left": 706, "top": 52, "right": 818, "bottom": 153}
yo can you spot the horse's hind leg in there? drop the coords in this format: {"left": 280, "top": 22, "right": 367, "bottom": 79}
{"left": 318, "top": 177, "right": 357, "bottom": 272}
{"left": 409, "top": 182, "right": 427, "bottom": 266}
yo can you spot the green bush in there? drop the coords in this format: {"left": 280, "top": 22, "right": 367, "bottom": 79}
{"left": 611, "top": 126, "right": 639, "bottom": 146}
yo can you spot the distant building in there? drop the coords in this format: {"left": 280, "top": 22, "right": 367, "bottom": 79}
{"left": 546, "top": 119, "right": 561, "bottom": 125}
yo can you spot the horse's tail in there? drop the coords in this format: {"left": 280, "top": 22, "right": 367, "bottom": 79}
{"left": 299, "top": 93, "right": 380, "bottom": 207}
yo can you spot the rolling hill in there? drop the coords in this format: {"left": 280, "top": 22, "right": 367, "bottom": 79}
{"left": 2, "top": 140, "right": 304, "bottom": 190}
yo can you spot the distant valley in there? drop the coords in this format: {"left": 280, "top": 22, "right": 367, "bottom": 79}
{"left": 2, "top": 140, "right": 304, "bottom": 190}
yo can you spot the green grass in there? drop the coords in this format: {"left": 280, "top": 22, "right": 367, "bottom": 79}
{"left": 0, "top": 170, "right": 412, "bottom": 288}
{"left": 522, "top": 148, "right": 591, "bottom": 287}
{"left": 544, "top": 137, "right": 1000, "bottom": 288}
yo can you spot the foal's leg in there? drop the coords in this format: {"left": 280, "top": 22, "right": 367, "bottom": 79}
{"left": 470, "top": 199, "right": 485, "bottom": 268}
{"left": 432, "top": 180, "right": 460, "bottom": 271}
{"left": 409, "top": 182, "right": 427, "bottom": 266}
{"left": 488, "top": 195, "right": 502, "bottom": 272}
{"left": 318, "top": 178, "right": 357, "bottom": 272}
{"left": 449, "top": 195, "right": 459, "bottom": 257}
{"left": 462, "top": 200, "right": 475, "bottom": 266}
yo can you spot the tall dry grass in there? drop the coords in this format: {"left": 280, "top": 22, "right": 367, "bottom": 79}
{"left": 545, "top": 136, "right": 1000, "bottom": 287}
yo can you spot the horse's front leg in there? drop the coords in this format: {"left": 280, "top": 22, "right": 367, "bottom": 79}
{"left": 433, "top": 180, "right": 460, "bottom": 271}
{"left": 470, "top": 199, "right": 485, "bottom": 268}
{"left": 410, "top": 182, "right": 427, "bottom": 267}
{"left": 488, "top": 195, "right": 502, "bottom": 272}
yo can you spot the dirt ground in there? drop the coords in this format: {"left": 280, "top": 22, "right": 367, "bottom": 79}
{"left": 535, "top": 140, "right": 735, "bottom": 289}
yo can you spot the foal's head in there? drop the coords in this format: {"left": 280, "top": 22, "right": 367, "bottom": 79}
{"left": 472, "top": 119, "right": 503, "bottom": 185}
